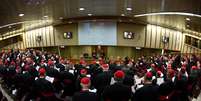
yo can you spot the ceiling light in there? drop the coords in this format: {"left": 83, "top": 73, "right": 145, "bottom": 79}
{"left": 19, "top": 13, "right": 24, "bottom": 17}
{"left": 121, "top": 14, "right": 125, "bottom": 16}
{"left": 79, "top": 8, "right": 85, "bottom": 11}
{"left": 88, "top": 13, "right": 92, "bottom": 16}
{"left": 43, "top": 15, "right": 48, "bottom": 18}
{"left": 126, "top": 7, "right": 132, "bottom": 11}
{"left": 68, "top": 21, "right": 72, "bottom": 24}
{"left": 59, "top": 17, "right": 63, "bottom": 20}
{"left": 8, "top": 26, "right": 12, "bottom": 29}
{"left": 186, "top": 25, "right": 190, "bottom": 27}
{"left": 186, "top": 18, "right": 190, "bottom": 21}
{"left": 136, "top": 47, "right": 141, "bottom": 50}
{"left": 134, "top": 12, "right": 201, "bottom": 18}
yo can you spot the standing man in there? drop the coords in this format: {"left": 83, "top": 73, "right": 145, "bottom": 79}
{"left": 73, "top": 77, "right": 98, "bottom": 101}
{"left": 102, "top": 70, "right": 132, "bottom": 101}
{"left": 133, "top": 72, "right": 159, "bottom": 101}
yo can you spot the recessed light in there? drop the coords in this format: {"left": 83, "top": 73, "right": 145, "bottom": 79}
{"left": 59, "top": 17, "right": 63, "bottom": 19}
{"left": 126, "top": 7, "right": 132, "bottom": 11}
{"left": 79, "top": 8, "right": 85, "bottom": 11}
{"left": 134, "top": 12, "right": 201, "bottom": 18}
{"left": 187, "top": 25, "right": 190, "bottom": 27}
{"left": 88, "top": 13, "right": 92, "bottom": 16}
{"left": 121, "top": 14, "right": 125, "bottom": 16}
{"left": 43, "top": 15, "right": 48, "bottom": 18}
{"left": 19, "top": 13, "right": 24, "bottom": 17}
{"left": 186, "top": 18, "right": 190, "bottom": 21}
{"left": 68, "top": 21, "right": 72, "bottom": 24}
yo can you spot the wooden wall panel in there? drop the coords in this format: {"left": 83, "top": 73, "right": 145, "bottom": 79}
{"left": 181, "top": 33, "right": 201, "bottom": 54}
{"left": 70, "top": 46, "right": 92, "bottom": 59}
{"left": 160, "top": 27, "right": 165, "bottom": 49}
{"left": 36, "top": 28, "right": 40, "bottom": 47}
{"left": 54, "top": 24, "right": 78, "bottom": 46}
{"left": 42, "top": 27, "right": 47, "bottom": 46}
{"left": 46, "top": 27, "right": 51, "bottom": 46}
{"left": 172, "top": 31, "right": 177, "bottom": 50}
{"left": 146, "top": 25, "right": 151, "bottom": 47}
{"left": 117, "top": 23, "right": 146, "bottom": 47}
{"left": 167, "top": 29, "right": 172, "bottom": 50}
{"left": 107, "top": 46, "right": 135, "bottom": 58}
{"left": 50, "top": 26, "right": 55, "bottom": 46}
{"left": 176, "top": 31, "right": 181, "bottom": 50}
{"left": 37, "top": 28, "right": 42, "bottom": 47}
{"left": 144, "top": 24, "right": 187, "bottom": 52}
{"left": 30, "top": 30, "right": 34, "bottom": 47}
{"left": 24, "top": 26, "right": 54, "bottom": 48}
{"left": 33, "top": 30, "right": 37, "bottom": 47}
{"left": 2, "top": 23, "right": 201, "bottom": 54}
{"left": 151, "top": 25, "right": 156, "bottom": 48}
{"left": 155, "top": 26, "right": 161, "bottom": 48}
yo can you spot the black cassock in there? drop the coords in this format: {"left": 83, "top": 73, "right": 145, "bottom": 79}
{"left": 133, "top": 84, "right": 159, "bottom": 101}
{"left": 73, "top": 90, "right": 98, "bottom": 101}
{"left": 60, "top": 71, "right": 76, "bottom": 97}
{"left": 102, "top": 83, "right": 132, "bottom": 101}
{"left": 93, "top": 71, "right": 112, "bottom": 97}
{"left": 33, "top": 78, "right": 60, "bottom": 101}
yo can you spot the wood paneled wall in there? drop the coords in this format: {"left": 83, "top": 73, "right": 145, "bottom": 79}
{"left": 145, "top": 24, "right": 182, "bottom": 51}
{"left": 182, "top": 44, "right": 201, "bottom": 53}
{"left": 25, "top": 26, "right": 55, "bottom": 48}
{"left": 54, "top": 24, "right": 78, "bottom": 46}
{"left": 180, "top": 33, "right": 201, "bottom": 54}
{"left": 117, "top": 23, "right": 146, "bottom": 47}
{"left": 1, "top": 22, "right": 201, "bottom": 55}
{"left": 3, "top": 41, "right": 24, "bottom": 49}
